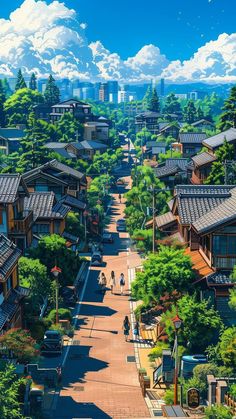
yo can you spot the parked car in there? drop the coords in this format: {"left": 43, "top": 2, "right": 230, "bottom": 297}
{"left": 41, "top": 330, "right": 63, "bottom": 355}
{"left": 91, "top": 251, "right": 103, "bottom": 266}
{"left": 102, "top": 232, "right": 114, "bottom": 243}
{"left": 116, "top": 178, "right": 125, "bottom": 185}
{"left": 116, "top": 218, "right": 126, "bottom": 232}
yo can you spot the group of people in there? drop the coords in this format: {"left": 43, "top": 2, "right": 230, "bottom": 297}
{"left": 98, "top": 271, "right": 126, "bottom": 294}
{"left": 122, "top": 316, "right": 140, "bottom": 342}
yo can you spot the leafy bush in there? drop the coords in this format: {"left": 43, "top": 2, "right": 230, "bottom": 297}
{"left": 134, "top": 303, "right": 147, "bottom": 320}
{"left": 46, "top": 308, "right": 72, "bottom": 324}
{"left": 148, "top": 342, "right": 169, "bottom": 361}
{"left": 204, "top": 404, "right": 232, "bottom": 419}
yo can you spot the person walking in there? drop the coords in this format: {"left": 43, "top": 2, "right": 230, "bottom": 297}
{"left": 98, "top": 272, "right": 107, "bottom": 293}
{"left": 122, "top": 316, "right": 130, "bottom": 342}
{"left": 109, "top": 270, "right": 116, "bottom": 294}
{"left": 133, "top": 320, "right": 140, "bottom": 340}
{"left": 119, "top": 273, "right": 125, "bottom": 295}
{"left": 118, "top": 193, "right": 122, "bottom": 203}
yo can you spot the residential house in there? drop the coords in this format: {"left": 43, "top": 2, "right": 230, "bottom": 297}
{"left": 44, "top": 142, "right": 77, "bottom": 160}
{"left": 145, "top": 141, "right": 166, "bottom": 159}
{"left": 0, "top": 234, "right": 29, "bottom": 334}
{"left": 179, "top": 132, "right": 207, "bottom": 157}
{"left": 0, "top": 128, "right": 26, "bottom": 155}
{"left": 33, "top": 103, "right": 52, "bottom": 122}
{"left": 153, "top": 185, "right": 236, "bottom": 325}
{"left": 202, "top": 128, "right": 236, "bottom": 156}
{"left": 24, "top": 192, "right": 70, "bottom": 237}
{"left": 191, "top": 152, "right": 216, "bottom": 184}
{"left": 135, "top": 112, "right": 161, "bottom": 134}
{"left": 158, "top": 122, "right": 180, "bottom": 139}
{"left": 83, "top": 121, "right": 109, "bottom": 143}
{"left": 66, "top": 141, "right": 108, "bottom": 160}
{"left": 153, "top": 158, "right": 190, "bottom": 188}
{"left": 0, "top": 174, "right": 33, "bottom": 251}
{"left": 191, "top": 119, "right": 215, "bottom": 131}
{"left": 50, "top": 99, "right": 93, "bottom": 124}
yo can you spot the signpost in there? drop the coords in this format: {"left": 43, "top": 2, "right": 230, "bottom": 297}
{"left": 187, "top": 387, "right": 200, "bottom": 409}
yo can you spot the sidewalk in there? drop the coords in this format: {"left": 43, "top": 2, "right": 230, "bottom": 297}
{"left": 52, "top": 192, "right": 150, "bottom": 419}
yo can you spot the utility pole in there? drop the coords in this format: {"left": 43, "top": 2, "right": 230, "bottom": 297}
{"left": 152, "top": 189, "right": 155, "bottom": 253}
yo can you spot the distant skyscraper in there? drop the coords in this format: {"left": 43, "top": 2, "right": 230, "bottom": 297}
{"left": 94, "top": 82, "right": 101, "bottom": 101}
{"left": 160, "top": 78, "right": 165, "bottom": 96}
{"left": 99, "top": 83, "right": 109, "bottom": 102}
{"left": 108, "top": 81, "right": 118, "bottom": 103}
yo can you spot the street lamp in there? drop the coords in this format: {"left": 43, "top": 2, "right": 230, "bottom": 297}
{"left": 172, "top": 314, "right": 183, "bottom": 405}
{"left": 51, "top": 266, "right": 62, "bottom": 324}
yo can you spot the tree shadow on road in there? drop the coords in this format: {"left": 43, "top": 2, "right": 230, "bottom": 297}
{"left": 54, "top": 397, "right": 112, "bottom": 418}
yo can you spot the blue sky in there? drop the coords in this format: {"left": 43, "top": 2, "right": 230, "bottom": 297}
{"left": 1, "top": 0, "right": 236, "bottom": 61}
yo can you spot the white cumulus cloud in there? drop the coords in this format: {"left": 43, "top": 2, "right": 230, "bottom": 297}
{"left": 0, "top": 0, "right": 235, "bottom": 83}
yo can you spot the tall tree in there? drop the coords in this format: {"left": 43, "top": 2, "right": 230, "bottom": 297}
{"left": 147, "top": 88, "right": 160, "bottom": 112}
{"left": 196, "top": 105, "right": 204, "bottom": 120}
{"left": 183, "top": 100, "right": 197, "bottom": 124}
{"left": 4, "top": 88, "right": 44, "bottom": 125}
{"left": 0, "top": 363, "right": 24, "bottom": 419}
{"left": 15, "top": 69, "right": 27, "bottom": 91}
{"left": 218, "top": 327, "right": 236, "bottom": 369}
{"left": 29, "top": 72, "right": 37, "bottom": 90}
{"left": 2, "top": 78, "right": 12, "bottom": 97}
{"left": 206, "top": 139, "right": 235, "bottom": 184}
{"left": 142, "top": 85, "right": 152, "bottom": 110}
{"left": 219, "top": 86, "right": 236, "bottom": 131}
{"left": 163, "top": 93, "right": 181, "bottom": 115}
{"left": 0, "top": 80, "right": 6, "bottom": 127}
{"left": 44, "top": 74, "right": 60, "bottom": 106}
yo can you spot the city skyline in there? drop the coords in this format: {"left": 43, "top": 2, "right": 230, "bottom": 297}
{"left": 0, "top": 0, "right": 235, "bottom": 83}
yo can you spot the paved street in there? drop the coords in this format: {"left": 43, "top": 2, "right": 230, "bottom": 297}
{"left": 51, "top": 160, "right": 149, "bottom": 418}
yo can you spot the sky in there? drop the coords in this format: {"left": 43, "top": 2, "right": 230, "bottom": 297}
{"left": 0, "top": 0, "right": 235, "bottom": 83}
{"left": 1, "top": 0, "right": 235, "bottom": 61}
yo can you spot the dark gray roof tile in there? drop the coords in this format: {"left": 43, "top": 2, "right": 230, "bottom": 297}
{"left": 192, "top": 152, "right": 216, "bottom": 167}
{"left": 203, "top": 128, "right": 236, "bottom": 149}
{"left": 0, "top": 235, "right": 21, "bottom": 282}
{"left": 179, "top": 132, "right": 207, "bottom": 144}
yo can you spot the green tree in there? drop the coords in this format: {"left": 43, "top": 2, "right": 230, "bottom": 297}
{"left": 29, "top": 72, "right": 37, "bottom": 90}
{"left": 183, "top": 100, "right": 197, "bottom": 124}
{"left": 66, "top": 211, "right": 85, "bottom": 239}
{"left": 206, "top": 140, "right": 235, "bottom": 185}
{"left": 16, "top": 112, "right": 49, "bottom": 171}
{"left": 0, "top": 363, "right": 24, "bottom": 419}
{"left": 31, "top": 234, "right": 81, "bottom": 286}
{"left": 44, "top": 74, "right": 60, "bottom": 106}
{"left": 163, "top": 93, "right": 181, "bottom": 115}
{"left": 56, "top": 112, "right": 83, "bottom": 142}
{"left": 218, "top": 327, "right": 236, "bottom": 369}
{"left": 0, "top": 80, "right": 6, "bottom": 127}
{"left": 148, "top": 88, "right": 160, "bottom": 112}
{"left": 132, "top": 246, "right": 194, "bottom": 305}
{"left": 196, "top": 105, "right": 204, "bottom": 120}
{"left": 219, "top": 86, "right": 236, "bottom": 131}
{"left": 204, "top": 405, "right": 233, "bottom": 419}
{"left": 161, "top": 295, "right": 223, "bottom": 351}
{"left": 142, "top": 85, "right": 152, "bottom": 110}
{"left": 2, "top": 78, "right": 12, "bottom": 97}
{"left": 0, "top": 329, "right": 38, "bottom": 363}
{"left": 19, "top": 257, "right": 52, "bottom": 310}
{"left": 15, "top": 69, "right": 27, "bottom": 91}
{"left": 229, "top": 288, "right": 236, "bottom": 311}
{"left": 4, "top": 88, "right": 44, "bottom": 125}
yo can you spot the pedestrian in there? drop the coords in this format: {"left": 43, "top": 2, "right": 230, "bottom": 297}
{"left": 133, "top": 320, "right": 140, "bottom": 339}
{"left": 119, "top": 273, "right": 125, "bottom": 295}
{"left": 98, "top": 272, "right": 107, "bottom": 293}
{"left": 109, "top": 270, "right": 116, "bottom": 294}
{"left": 118, "top": 193, "right": 122, "bottom": 203}
{"left": 122, "top": 316, "right": 130, "bottom": 341}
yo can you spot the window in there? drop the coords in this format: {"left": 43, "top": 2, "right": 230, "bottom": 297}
{"left": 84, "top": 108, "right": 88, "bottom": 114}
{"left": 213, "top": 235, "right": 236, "bottom": 255}
{"left": 33, "top": 224, "right": 50, "bottom": 234}
{"left": 6, "top": 275, "right": 13, "bottom": 292}
{"left": 0, "top": 210, "right": 3, "bottom": 225}
{"left": 228, "top": 236, "right": 236, "bottom": 254}
{"left": 54, "top": 220, "right": 60, "bottom": 234}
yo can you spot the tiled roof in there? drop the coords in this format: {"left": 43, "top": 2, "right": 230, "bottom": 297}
{"left": 68, "top": 142, "right": 83, "bottom": 150}
{"left": 146, "top": 141, "right": 166, "bottom": 148}
{"left": 24, "top": 192, "right": 70, "bottom": 220}
{"left": 192, "top": 187, "right": 236, "bottom": 234}
{"left": 165, "top": 158, "right": 189, "bottom": 170}
{"left": 179, "top": 132, "right": 207, "bottom": 144}
{"left": 0, "top": 174, "right": 21, "bottom": 203}
{"left": 203, "top": 128, "right": 236, "bottom": 149}
{"left": 23, "top": 170, "right": 68, "bottom": 186}
{"left": 136, "top": 112, "right": 161, "bottom": 118}
{"left": 0, "top": 235, "right": 21, "bottom": 282}
{"left": 80, "top": 140, "right": 107, "bottom": 150}
{"left": 0, "top": 286, "right": 29, "bottom": 330}
{"left": 44, "top": 142, "right": 67, "bottom": 149}
{"left": 175, "top": 185, "right": 234, "bottom": 225}
{"left": 191, "top": 119, "right": 214, "bottom": 127}
{"left": 23, "top": 159, "right": 85, "bottom": 181}
{"left": 206, "top": 271, "right": 233, "bottom": 286}
{"left": 155, "top": 212, "right": 176, "bottom": 228}
{"left": 159, "top": 122, "right": 170, "bottom": 131}
{"left": 154, "top": 165, "right": 179, "bottom": 178}
{"left": 59, "top": 195, "right": 86, "bottom": 210}
{"left": 192, "top": 151, "right": 216, "bottom": 167}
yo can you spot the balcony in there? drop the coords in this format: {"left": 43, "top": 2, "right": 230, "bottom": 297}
{"left": 11, "top": 210, "right": 33, "bottom": 234}
{"left": 213, "top": 255, "right": 236, "bottom": 270}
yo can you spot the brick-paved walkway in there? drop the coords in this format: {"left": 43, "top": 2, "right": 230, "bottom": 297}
{"left": 53, "top": 189, "right": 150, "bottom": 419}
